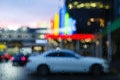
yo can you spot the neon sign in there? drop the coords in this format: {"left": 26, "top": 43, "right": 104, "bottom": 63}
{"left": 45, "top": 34, "right": 94, "bottom": 40}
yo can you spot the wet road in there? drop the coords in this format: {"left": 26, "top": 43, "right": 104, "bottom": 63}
{"left": 0, "top": 62, "right": 119, "bottom": 80}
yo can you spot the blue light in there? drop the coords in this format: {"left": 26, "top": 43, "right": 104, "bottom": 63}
{"left": 59, "top": 6, "right": 66, "bottom": 34}
{"left": 68, "top": 18, "right": 76, "bottom": 35}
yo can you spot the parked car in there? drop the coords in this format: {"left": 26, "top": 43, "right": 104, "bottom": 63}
{"left": 0, "top": 52, "right": 4, "bottom": 62}
{"left": 29, "top": 52, "right": 40, "bottom": 57}
{"left": 0, "top": 52, "right": 12, "bottom": 62}
{"left": 3, "top": 53, "right": 12, "bottom": 61}
{"left": 11, "top": 53, "right": 27, "bottom": 66}
{"left": 25, "top": 49, "right": 109, "bottom": 75}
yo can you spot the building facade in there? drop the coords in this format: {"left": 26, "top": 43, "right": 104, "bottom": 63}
{"left": 64, "top": 0, "right": 113, "bottom": 58}
{"left": 110, "top": 0, "right": 120, "bottom": 60}
{"left": 65, "top": 0, "right": 113, "bottom": 33}
{"left": 0, "top": 27, "right": 48, "bottom": 54}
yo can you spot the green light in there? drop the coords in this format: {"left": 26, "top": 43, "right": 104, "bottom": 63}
{"left": 102, "top": 18, "right": 120, "bottom": 35}
{"left": 65, "top": 12, "right": 69, "bottom": 34}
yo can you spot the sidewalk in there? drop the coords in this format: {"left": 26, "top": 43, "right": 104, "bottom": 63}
{"left": 110, "top": 59, "right": 120, "bottom": 74}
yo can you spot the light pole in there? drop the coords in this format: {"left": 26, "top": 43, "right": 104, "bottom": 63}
{"left": 107, "top": 21, "right": 112, "bottom": 62}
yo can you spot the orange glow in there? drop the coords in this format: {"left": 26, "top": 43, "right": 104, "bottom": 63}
{"left": 50, "top": 20, "right": 54, "bottom": 34}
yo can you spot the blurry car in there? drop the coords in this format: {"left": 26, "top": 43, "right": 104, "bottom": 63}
{"left": 0, "top": 52, "right": 4, "bottom": 62}
{"left": 25, "top": 49, "right": 109, "bottom": 75}
{"left": 4, "top": 53, "right": 12, "bottom": 61}
{"left": 0, "top": 52, "right": 12, "bottom": 62}
{"left": 11, "top": 53, "right": 27, "bottom": 66}
{"left": 29, "top": 52, "right": 40, "bottom": 57}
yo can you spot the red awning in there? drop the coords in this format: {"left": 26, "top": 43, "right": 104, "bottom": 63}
{"left": 45, "top": 34, "right": 94, "bottom": 40}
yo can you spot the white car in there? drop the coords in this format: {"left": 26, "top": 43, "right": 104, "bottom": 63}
{"left": 25, "top": 49, "right": 109, "bottom": 75}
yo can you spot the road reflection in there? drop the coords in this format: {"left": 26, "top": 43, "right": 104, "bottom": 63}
{"left": 33, "top": 73, "right": 118, "bottom": 80}
{"left": 0, "top": 62, "right": 119, "bottom": 80}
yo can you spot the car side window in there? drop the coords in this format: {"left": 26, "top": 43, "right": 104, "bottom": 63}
{"left": 46, "top": 51, "right": 76, "bottom": 58}
{"left": 46, "top": 52, "right": 60, "bottom": 57}
{"left": 60, "top": 52, "right": 75, "bottom": 58}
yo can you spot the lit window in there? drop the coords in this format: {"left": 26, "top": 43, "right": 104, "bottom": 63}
{"left": 99, "top": 4, "right": 104, "bottom": 8}
{"left": 38, "top": 35, "right": 44, "bottom": 39}
{"left": 91, "top": 3, "right": 97, "bottom": 7}
{"left": 79, "top": 3, "right": 84, "bottom": 8}
{"left": 90, "top": 18, "right": 95, "bottom": 22}
{"left": 74, "top": 1, "right": 78, "bottom": 5}
{"left": 105, "top": 5, "right": 110, "bottom": 9}
{"left": 68, "top": 4, "right": 73, "bottom": 9}
{"left": 85, "top": 3, "right": 90, "bottom": 9}
{"left": 87, "top": 21, "right": 91, "bottom": 26}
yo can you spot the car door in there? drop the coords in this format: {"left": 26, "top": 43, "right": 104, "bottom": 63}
{"left": 46, "top": 51, "right": 86, "bottom": 72}
{"left": 57, "top": 51, "right": 85, "bottom": 72}
{"left": 45, "top": 52, "right": 66, "bottom": 72}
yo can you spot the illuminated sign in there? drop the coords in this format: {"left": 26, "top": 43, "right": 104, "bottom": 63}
{"left": 59, "top": 6, "right": 76, "bottom": 35}
{"left": 45, "top": 34, "right": 94, "bottom": 40}
{"left": 54, "top": 13, "right": 59, "bottom": 35}
{"left": 59, "top": 6, "right": 66, "bottom": 34}
{"left": 68, "top": 2, "right": 110, "bottom": 9}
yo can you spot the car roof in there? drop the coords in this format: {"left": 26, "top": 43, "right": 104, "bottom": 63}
{"left": 42, "top": 49, "right": 76, "bottom": 56}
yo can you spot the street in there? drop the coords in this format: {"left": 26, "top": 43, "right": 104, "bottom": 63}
{"left": 0, "top": 61, "right": 119, "bottom": 80}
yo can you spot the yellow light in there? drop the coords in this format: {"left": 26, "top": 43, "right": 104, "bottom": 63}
{"left": 77, "top": 5, "right": 81, "bottom": 8}
{"left": 90, "top": 18, "right": 95, "bottom": 22}
{"left": 34, "top": 46, "right": 42, "bottom": 51}
{"left": 105, "top": 5, "right": 110, "bottom": 9}
{"left": 0, "top": 44, "right": 6, "bottom": 49}
{"left": 91, "top": 3, "right": 97, "bottom": 7}
{"left": 96, "top": 41, "right": 99, "bottom": 46}
{"left": 99, "top": 4, "right": 104, "bottom": 8}
{"left": 74, "top": 1, "right": 78, "bottom": 5}
{"left": 87, "top": 21, "right": 91, "bottom": 26}
{"left": 85, "top": 39, "right": 91, "bottom": 43}
{"left": 77, "top": 3, "right": 84, "bottom": 9}
{"left": 81, "top": 40, "right": 85, "bottom": 43}
{"left": 68, "top": 4, "right": 73, "bottom": 9}
{"left": 85, "top": 3, "right": 90, "bottom": 9}
{"left": 54, "top": 13, "right": 59, "bottom": 35}
{"left": 39, "top": 35, "right": 44, "bottom": 39}
{"left": 99, "top": 18, "right": 105, "bottom": 27}
{"left": 67, "top": 38, "right": 72, "bottom": 42}
{"left": 79, "top": 3, "right": 84, "bottom": 8}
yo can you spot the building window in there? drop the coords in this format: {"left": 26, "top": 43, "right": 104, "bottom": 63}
{"left": 9, "top": 35, "right": 12, "bottom": 38}
{"left": 32, "top": 35, "right": 35, "bottom": 38}
{"left": 18, "top": 35, "right": 21, "bottom": 38}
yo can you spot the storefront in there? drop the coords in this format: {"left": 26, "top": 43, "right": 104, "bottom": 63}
{"left": 45, "top": 34, "right": 95, "bottom": 56}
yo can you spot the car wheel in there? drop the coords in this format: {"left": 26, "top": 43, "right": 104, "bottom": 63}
{"left": 90, "top": 64, "right": 103, "bottom": 75}
{"left": 37, "top": 65, "right": 49, "bottom": 76}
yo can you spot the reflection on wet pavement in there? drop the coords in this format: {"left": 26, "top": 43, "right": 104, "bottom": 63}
{"left": 0, "top": 62, "right": 119, "bottom": 80}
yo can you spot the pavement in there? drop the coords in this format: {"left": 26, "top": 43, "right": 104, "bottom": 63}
{"left": 110, "top": 59, "right": 120, "bottom": 75}
{"left": 0, "top": 60, "right": 120, "bottom": 80}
